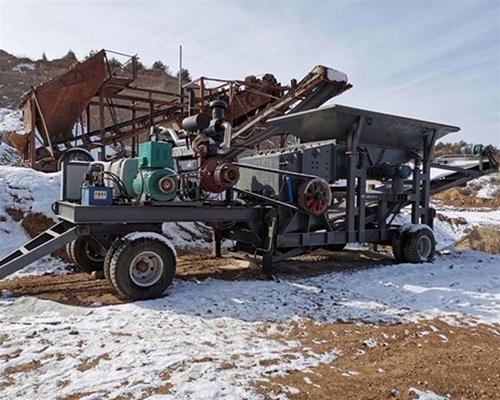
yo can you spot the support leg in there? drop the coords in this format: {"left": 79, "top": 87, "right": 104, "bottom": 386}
{"left": 212, "top": 230, "right": 223, "bottom": 258}
{"left": 262, "top": 251, "right": 274, "bottom": 280}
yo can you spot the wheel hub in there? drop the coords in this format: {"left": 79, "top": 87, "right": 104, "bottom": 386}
{"left": 84, "top": 242, "right": 104, "bottom": 263}
{"left": 129, "top": 251, "right": 164, "bottom": 287}
{"left": 417, "top": 236, "right": 432, "bottom": 259}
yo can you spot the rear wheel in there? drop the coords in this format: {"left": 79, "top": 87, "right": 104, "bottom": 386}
{"left": 103, "top": 237, "right": 125, "bottom": 281}
{"left": 66, "top": 236, "right": 105, "bottom": 273}
{"left": 108, "top": 236, "right": 176, "bottom": 300}
{"left": 403, "top": 226, "right": 435, "bottom": 263}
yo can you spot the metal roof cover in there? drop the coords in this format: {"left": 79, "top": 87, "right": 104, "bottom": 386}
{"left": 268, "top": 104, "right": 460, "bottom": 152}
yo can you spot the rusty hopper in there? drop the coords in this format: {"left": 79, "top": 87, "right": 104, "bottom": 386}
{"left": 17, "top": 51, "right": 107, "bottom": 159}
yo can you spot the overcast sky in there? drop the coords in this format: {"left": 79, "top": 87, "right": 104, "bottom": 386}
{"left": 0, "top": 0, "right": 499, "bottom": 145}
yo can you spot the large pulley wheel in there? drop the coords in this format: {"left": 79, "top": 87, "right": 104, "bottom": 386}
{"left": 403, "top": 226, "right": 435, "bottom": 263}
{"left": 200, "top": 158, "right": 240, "bottom": 193}
{"left": 66, "top": 236, "right": 105, "bottom": 274}
{"left": 297, "top": 178, "right": 332, "bottom": 215}
{"left": 200, "top": 157, "right": 239, "bottom": 193}
{"left": 107, "top": 234, "right": 176, "bottom": 300}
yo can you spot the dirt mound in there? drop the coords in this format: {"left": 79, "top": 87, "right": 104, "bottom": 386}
{"left": 432, "top": 174, "right": 500, "bottom": 209}
{"left": 433, "top": 187, "right": 500, "bottom": 209}
{"left": 455, "top": 226, "right": 500, "bottom": 254}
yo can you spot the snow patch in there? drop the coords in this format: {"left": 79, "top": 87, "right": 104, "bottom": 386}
{"left": 409, "top": 387, "right": 450, "bottom": 399}
{"left": 12, "top": 63, "right": 36, "bottom": 73}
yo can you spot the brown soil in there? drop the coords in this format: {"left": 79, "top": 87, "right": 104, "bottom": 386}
{"left": 254, "top": 319, "right": 500, "bottom": 399}
{"left": 455, "top": 226, "right": 500, "bottom": 254}
{"left": 14, "top": 211, "right": 70, "bottom": 261}
{"left": 21, "top": 212, "right": 56, "bottom": 238}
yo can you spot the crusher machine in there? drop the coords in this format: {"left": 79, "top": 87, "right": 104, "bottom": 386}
{"left": 0, "top": 67, "right": 498, "bottom": 300}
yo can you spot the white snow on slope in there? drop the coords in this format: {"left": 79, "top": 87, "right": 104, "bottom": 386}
{"left": 0, "top": 166, "right": 67, "bottom": 277}
{"left": 12, "top": 63, "right": 36, "bottom": 73}
{"left": 0, "top": 108, "right": 24, "bottom": 134}
{"left": 410, "top": 387, "right": 450, "bottom": 400}
{"left": 0, "top": 142, "right": 21, "bottom": 165}
{"left": 0, "top": 109, "right": 24, "bottom": 165}
{"left": 465, "top": 172, "right": 500, "bottom": 199}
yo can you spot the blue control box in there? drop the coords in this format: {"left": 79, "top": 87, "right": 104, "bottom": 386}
{"left": 81, "top": 186, "right": 114, "bottom": 206}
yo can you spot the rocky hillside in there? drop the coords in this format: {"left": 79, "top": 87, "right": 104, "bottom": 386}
{"left": 0, "top": 49, "right": 178, "bottom": 109}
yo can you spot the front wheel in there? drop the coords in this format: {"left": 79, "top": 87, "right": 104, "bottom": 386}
{"left": 108, "top": 235, "right": 176, "bottom": 300}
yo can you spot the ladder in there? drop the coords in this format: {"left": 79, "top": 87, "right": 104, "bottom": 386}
{"left": 0, "top": 221, "right": 80, "bottom": 280}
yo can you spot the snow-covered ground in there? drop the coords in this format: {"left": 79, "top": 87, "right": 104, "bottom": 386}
{"left": 1, "top": 244, "right": 499, "bottom": 399}
{"left": 0, "top": 109, "right": 499, "bottom": 399}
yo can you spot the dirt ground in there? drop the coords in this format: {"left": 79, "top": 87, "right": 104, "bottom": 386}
{"left": 0, "top": 249, "right": 395, "bottom": 307}
{"left": 255, "top": 319, "right": 500, "bottom": 399}
{"left": 2, "top": 249, "right": 500, "bottom": 399}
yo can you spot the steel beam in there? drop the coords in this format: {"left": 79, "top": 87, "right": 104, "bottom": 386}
{"left": 54, "top": 201, "right": 264, "bottom": 224}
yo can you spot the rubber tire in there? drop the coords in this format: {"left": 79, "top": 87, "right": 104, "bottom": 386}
{"left": 108, "top": 237, "right": 176, "bottom": 301}
{"left": 103, "top": 237, "right": 126, "bottom": 282}
{"left": 392, "top": 231, "right": 407, "bottom": 263}
{"left": 403, "top": 227, "right": 435, "bottom": 263}
{"left": 66, "top": 236, "right": 105, "bottom": 274}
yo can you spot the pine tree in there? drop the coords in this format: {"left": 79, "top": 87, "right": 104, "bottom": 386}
{"left": 176, "top": 68, "right": 191, "bottom": 82}
{"left": 152, "top": 60, "right": 168, "bottom": 72}
{"left": 63, "top": 49, "right": 78, "bottom": 62}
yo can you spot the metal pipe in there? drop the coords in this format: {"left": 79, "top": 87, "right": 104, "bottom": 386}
{"left": 178, "top": 45, "right": 183, "bottom": 101}
{"left": 163, "top": 128, "right": 187, "bottom": 147}
{"left": 217, "top": 122, "right": 232, "bottom": 154}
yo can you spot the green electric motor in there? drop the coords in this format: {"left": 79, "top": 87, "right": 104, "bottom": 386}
{"left": 133, "top": 141, "right": 178, "bottom": 202}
